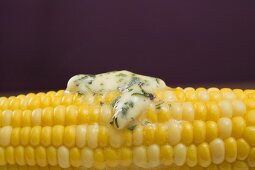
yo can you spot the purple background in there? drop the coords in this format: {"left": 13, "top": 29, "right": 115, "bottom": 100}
{"left": 0, "top": 1, "right": 255, "bottom": 92}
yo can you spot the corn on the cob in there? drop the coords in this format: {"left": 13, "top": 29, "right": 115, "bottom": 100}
{"left": 0, "top": 87, "right": 255, "bottom": 169}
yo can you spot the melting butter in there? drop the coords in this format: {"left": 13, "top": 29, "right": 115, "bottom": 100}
{"left": 66, "top": 70, "right": 166, "bottom": 129}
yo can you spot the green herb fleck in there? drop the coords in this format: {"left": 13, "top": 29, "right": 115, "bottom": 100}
{"left": 155, "top": 102, "right": 164, "bottom": 109}
{"left": 156, "top": 78, "right": 160, "bottom": 84}
{"left": 111, "top": 96, "right": 120, "bottom": 107}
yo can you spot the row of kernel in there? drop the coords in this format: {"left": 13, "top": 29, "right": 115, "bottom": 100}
{"left": 146, "top": 99, "right": 246, "bottom": 123}
{"left": 172, "top": 88, "right": 250, "bottom": 102}
{"left": 0, "top": 118, "right": 252, "bottom": 149}
{"left": 0, "top": 104, "right": 113, "bottom": 127}
{"left": 0, "top": 161, "right": 252, "bottom": 170}
{"left": 0, "top": 90, "right": 120, "bottom": 111}
{"left": 0, "top": 90, "right": 77, "bottom": 111}
{"left": 0, "top": 143, "right": 254, "bottom": 169}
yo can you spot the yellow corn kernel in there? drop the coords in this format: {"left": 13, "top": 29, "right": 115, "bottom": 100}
{"left": 146, "top": 108, "right": 158, "bottom": 123}
{"left": 173, "top": 143, "right": 187, "bottom": 166}
{"left": 193, "top": 120, "right": 206, "bottom": 144}
{"left": 21, "top": 110, "right": 32, "bottom": 127}
{"left": 121, "top": 130, "right": 131, "bottom": 147}
{"left": 51, "top": 96, "right": 62, "bottom": 107}
{"left": 64, "top": 126, "right": 76, "bottom": 147}
{"left": 209, "top": 138, "right": 225, "bottom": 164}
{"left": 42, "top": 107, "right": 53, "bottom": 126}
{"left": 133, "top": 125, "right": 143, "bottom": 146}
{"left": 224, "top": 137, "right": 237, "bottom": 163}
{"left": 157, "top": 104, "right": 171, "bottom": 122}
{"left": 5, "top": 146, "right": 14, "bottom": 165}
{"left": 147, "top": 144, "right": 160, "bottom": 168}
{"left": 168, "top": 120, "right": 182, "bottom": 145}
{"left": 20, "top": 127, "right": 31, "bottom": 145}
{"left": 185, "top": 89, "right": 197, "bottom": 101}
{"left": 11, "top": 110, "right": 22, "bottom": 127}
{"left": 24, "top": 146, "right": 35, "bottom": 166}
{"left": 219, "top": 162, "right": 231, "bottom": 170}
{"left": 194, "top": 102, "right": 207, "bottom": 121}
{"left": 160, "top": 145, "right": 173, "bottom": 166}
{"left": 35, "top": 146, "right": 47, "bottom": 167}
{"left": 30, "top": 126, "right": 41, "bottom": 146}
{"left": 169, "top": 102, "right": 182, "bottom": 120}
{"left": 65, "top": 105, "right": 78, "bottom": 125}
{"left": 31, "top": 109, "right": 42, "bottom": 126}
{"left": 53, "top": 106, "right": 65, "bottom": 125}
{"left": 76, "top": 125, "right": 87, "bottom": 148}
{"left": 88, "top": 105, "right": 100, "bottom": 124}
{"left": 221, "top": 89, "right": 236, "bottom": 100}
{"left": 155, "top": 123, "right": 168, "bottom": 145}
{"left": 99, "top": 105, "right": 112, "bottom": 125}
{"left": 2, "top": 110, "right": 12, "bottom": 126}
{"left": 77, "top": 105, "right": 89, "bottom": 124}
{"left": 232, "top": 100, "right": 246, "bottom": 117}
{"left": 11, "top": 128, "right": 20, "bottom": 146}
{"left": 181, "top": 122, "right": 193, "bottom": 145}
{"left": 81, "top": 148, "right": 94, "bottom": 168}
{"left": 52, "top": 126, "right": 64, "bottom": 147}
{"left": 104, "top": 148, "right": 119, "bottom": 167}
{"left": 87, "top": 124, "right": 99, "bottom": 149}
{"left": 41, "top": 127, "right": 51, "bottom": 147}
{"left": 218, "top": 118, "right": 232, "bottom": 139}
{"left": 207, "top": 102, "right": 220, "bottom": 121}
{"left": 232, "top": 117, "right": 246, "bottom": 138}
{"left": 40, "top": 95, "right": 51, "bottom": 108}
{"left": 61, "top": 93, "right": 73, "bottom": 105}
{"left": 57, "top": 146, "right": 70, "bottom": 168}
{"left": 0, "top": 97, "right": 9, "bottom": 110}
{"left": 98, "top": 126, "right": 109, "bottom": 147}
{"left": 182, "top": 102, "right": 194, "bottom": 121}
{"left": 0, "top": 126, "right": 12, "bottom": 147}
{"left": 0, "top": 147, "right": 6, "bottom": 165}
{"left": 133, "top": 146, "right": 146, "bottom": 168}
{"left": 186, "top": 144, "right": 197, "bottom": 167}
{"left": 47, "top": 147, "right": 57, "bottom": 166}
{"left": 233, "top": 161, "right": 249, "bottom": 170}
{"left": 218, "top": 100, "right": 232, "bottom": 118}
{"left": 236, "top": 138, "right": 250, "bottom": 160}
{"left": 248, "top": 148, "right": 255, "bottom": 167}
{"left": 119, "top": 147, "right": 132, "bottom": 167}
{"left": 206, "top": 121, "right": 218, "bottom": 142}
{"left": 243, "top": 126, "right": 255, "bottom": 146}
{"left": 196, "top": 88, "right": 210, "bottom": 101}
{"left": 15, "top": 146, "right": 25, "bottom": 166}
{"left": 143, "top": 124, "right": 156, "bottom": 145}
{"left": 69, "top": 148, "right": 81, "bottom": 168}
{"left": 9, "top": 98, "right": 20, "bottom": 110}
{"left": 197, "top": 143, "right": 211, "bottom": 167}
{"left": 245, "top": 110, "right": 255, "bottom": 126}
{"left": 28, "top": 96, "right": 40, "bottom": 110}
{"left": 94, "top": 148, "right": 105, "bottom": 169}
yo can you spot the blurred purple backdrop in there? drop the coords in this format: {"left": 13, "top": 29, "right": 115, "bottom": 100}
{"left": 0, "top": 1, "right": 255, "bottom": 92}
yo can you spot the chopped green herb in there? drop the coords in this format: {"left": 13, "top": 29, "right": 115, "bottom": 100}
{"left": 121, "top": 107, "right": 129, "bottom": 117}
{"left": 114, "top": 117, "right": 119, "bottom": 128}
{"left": 155, "top": 102, "right": 164, "bottom": 109}
{"left": 156, "top": 78, "right": 160, "bottom": 84}
{"left": 111, "top": 96, "right": 120, "bottom": 107}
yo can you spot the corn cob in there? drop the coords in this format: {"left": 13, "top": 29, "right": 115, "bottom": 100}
{"left": 0, "top": 87, "right": 255, "bottom": 169}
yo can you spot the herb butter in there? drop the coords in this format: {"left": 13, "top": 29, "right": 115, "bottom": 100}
{"left": 66, "top": 70, "right": 166, "bottom": 129}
